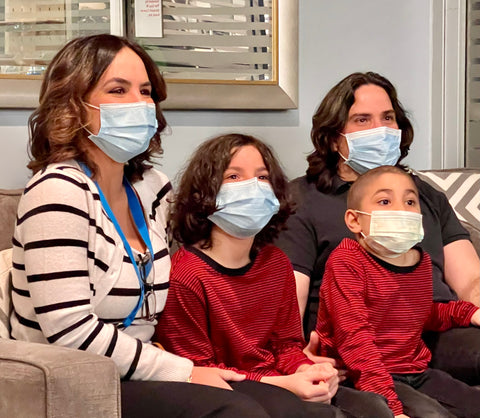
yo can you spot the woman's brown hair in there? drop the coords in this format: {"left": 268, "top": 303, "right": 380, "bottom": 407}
{"left": 171, "top": 133, "right": 293, "bottom": 251}
{"left": 28, "top": 34, "right": 167, "bottom": 182}
{"left": 307, "top": 72, "right": 414, "bottom": 193}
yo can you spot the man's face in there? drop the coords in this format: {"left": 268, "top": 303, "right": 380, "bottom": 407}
{"left": 335, "top": 84, "right": 399, "bottom": 159}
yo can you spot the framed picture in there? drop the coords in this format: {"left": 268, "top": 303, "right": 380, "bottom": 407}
{"left": 0, "top": 0, "right": 298, "bottom": 109}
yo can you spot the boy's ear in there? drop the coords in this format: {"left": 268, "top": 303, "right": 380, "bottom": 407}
{"left": 345, "top": 209, "right": 362, "bottom": 234}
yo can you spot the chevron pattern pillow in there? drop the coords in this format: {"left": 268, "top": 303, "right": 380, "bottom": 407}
{"left": 415, "top": 168, "right": 480, "bottom": 256}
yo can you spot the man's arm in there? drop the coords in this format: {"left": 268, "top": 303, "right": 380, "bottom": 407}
{"left": 444, "top": 240, "right": 480, "bottom": 307}
{"left": 294, "top": 270, "right": 310, "bottom": 323}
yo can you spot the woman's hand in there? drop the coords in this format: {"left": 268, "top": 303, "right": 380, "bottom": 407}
{"left": 303, "top": 331, "right": 348, "bottom": 382}
{"left": 395, "top": 414, "right": 410, "bottom": 418}
{"left": 190, "top": 366, "right": 246, "bottom": 390}
{"left": 261, "top": 364, "right": 337, "bottom": 403}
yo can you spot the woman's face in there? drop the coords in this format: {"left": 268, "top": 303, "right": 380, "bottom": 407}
{"left": 85, "top": 47, "right": 154, "bottom": 135}
{"left": 222, "top": 145, "right": 270, "bottom": 185}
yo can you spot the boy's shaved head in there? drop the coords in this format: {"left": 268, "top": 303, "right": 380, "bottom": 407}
{"left": 347, "top": 166, "right": 416, "bottom": 210}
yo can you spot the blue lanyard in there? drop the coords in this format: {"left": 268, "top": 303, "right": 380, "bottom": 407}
{"left": 80, "top": 163, "right": 154, "bottom": 327}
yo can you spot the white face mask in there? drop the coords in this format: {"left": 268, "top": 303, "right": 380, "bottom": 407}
{"left": 355, "top": 210, "right": 424, "bottom": 258}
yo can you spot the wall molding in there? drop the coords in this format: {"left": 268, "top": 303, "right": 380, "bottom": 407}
{"left": 431, "top": 0, "right": 466, "bottom": 168}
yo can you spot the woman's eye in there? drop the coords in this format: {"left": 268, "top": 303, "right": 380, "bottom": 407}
{"left": 109, "top": 87, "right": 125, "bottom": 94}
{"left": 378, "top": 199, "right": 390, "bottom": 205}
{"left": 141, "top": 88, "right": 152, "bottom": 96}
{"left": 258, "top": 174, "right": 270, "bottom": 181}
{"left": 406, "top": 199, "right": 416, "bottom": 206}
{"left": 226, "top": 174, "right": 238, "bottom": 180}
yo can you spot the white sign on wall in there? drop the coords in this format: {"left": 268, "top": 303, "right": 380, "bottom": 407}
{"left": 135, "top": 0, "right": 163, "bottom": 38}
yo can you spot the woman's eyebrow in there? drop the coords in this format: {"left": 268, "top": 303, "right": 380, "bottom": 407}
{"left": 103, "top": 77, "right": 131, "bottom": 86}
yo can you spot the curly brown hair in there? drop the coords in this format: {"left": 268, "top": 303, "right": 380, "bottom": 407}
{"left": 28, "top": 34, "right": 167, "bottom": 182}
{"left": 171, "top": 133, "right": 293, "bottom": 251}
{"left": 307, "top": 72, "right": 414, "bottom": 193}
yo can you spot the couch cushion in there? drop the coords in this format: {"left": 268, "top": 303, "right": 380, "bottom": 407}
{"left": 415, "top": 169, "right": 480, "bottom": 257}
{"left": 0, "top": 188, "right": 22, "bottom": 252}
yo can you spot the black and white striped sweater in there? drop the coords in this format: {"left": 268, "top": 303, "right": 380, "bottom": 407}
{"left": 10, "top": 160, "right": 193, "bottom": 381}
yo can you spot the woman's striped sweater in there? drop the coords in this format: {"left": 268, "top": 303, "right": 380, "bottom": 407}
{"left": 10, "top": 160, "right": 193, "bottom": 382}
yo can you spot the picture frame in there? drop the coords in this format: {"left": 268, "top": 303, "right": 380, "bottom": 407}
{"left": 0, "top": 0, "right": 298, "bottom": 109}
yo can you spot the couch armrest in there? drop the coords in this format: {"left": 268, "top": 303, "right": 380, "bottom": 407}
{"left": 0, "top": 339, "right": 121, "bottom": 417}
{"left": 0, "top": 188, "right": 22, "bottom": 252}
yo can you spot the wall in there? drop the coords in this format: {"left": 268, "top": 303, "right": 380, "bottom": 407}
{"left": 0, "top": 0, "right": 432, "bottom": 189}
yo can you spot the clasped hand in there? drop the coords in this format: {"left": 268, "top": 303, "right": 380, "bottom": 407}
{"left": 292, "top": 362, "right": 339, "bottom": 403}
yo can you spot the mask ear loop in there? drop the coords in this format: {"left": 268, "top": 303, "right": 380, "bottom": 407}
{"left": 353, "top": 210, "right": 371, "bottom": 240}
{"left": 338, "top": 151, "right": 348, "bottom": 162}
{"left": 335, "top": 133, "right": 350, "bottom": 163}
{"left": 354, "top": 210, "right": 371, "bottom": 216}
{"left": 83, "top": 102, "right": 99, "bottom": 136}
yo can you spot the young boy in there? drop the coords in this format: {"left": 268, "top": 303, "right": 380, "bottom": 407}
{"left": 315, "top": 165, "right": 480, "bottom": 418}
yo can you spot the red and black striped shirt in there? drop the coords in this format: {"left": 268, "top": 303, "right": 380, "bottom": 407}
{"left": 156, "top": 245, "right": 312, "bottom": 381}
{"left": 315, "top": 238, "right": 477, "bottom": 415}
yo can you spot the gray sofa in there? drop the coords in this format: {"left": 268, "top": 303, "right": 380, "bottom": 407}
{"left": 0, "top": 168, "right": 479, "bottom": 417}
{"left": 413, "top": 168, "right": 480, "bottom": 258}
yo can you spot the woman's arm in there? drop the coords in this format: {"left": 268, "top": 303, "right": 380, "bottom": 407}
{"left": 13, "top": 168, "right": 192, "bottom": 382}
{"left": 444, "top": 240, "right": 480, "bottom": 306}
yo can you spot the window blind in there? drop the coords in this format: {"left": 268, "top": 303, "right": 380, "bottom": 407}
{"left": 466, "top": 0, "right": 480, "bottom": 167}
{"left": 129, "top": 0, "right": 275, "bottom": 81}
{"left": 0, "top": 0, "right": 111, "bottom": 76}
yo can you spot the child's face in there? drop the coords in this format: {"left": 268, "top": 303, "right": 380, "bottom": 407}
{"left": 355, "top": 172, "right": 420, "bottom": 236}
{"left": 223, "top": 145, "right": 270, "bottom": 184}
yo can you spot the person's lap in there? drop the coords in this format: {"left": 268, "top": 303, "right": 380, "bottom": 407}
{"left": 121, "top": 379, "right": 340, "bottom": 418}
{"left": 121, "top": 380, "right": 271, "bottom": 418}
{"left": 393, "top": 368, "right": 480, "bottom": 418}
{"left": 423, "top": 326, "right": 480, "bottom": 385}
{"left": 393, "top": 379, "right": 454, "bottom": 418}
{"left": 231, "top": 380, "right": 341, "bottom": 418}
{"left": 332, "top": 383, "right": 393, "bottom": 418}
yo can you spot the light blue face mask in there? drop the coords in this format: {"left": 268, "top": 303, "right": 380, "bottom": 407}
{"left": 339, "top": 126, "right": 401, "bottom": 174}
{"left": 208, "top": 177, "right": 280, "bottom": 239}
{"left": 85, "top": 101, "right": 158, "bottom": 163}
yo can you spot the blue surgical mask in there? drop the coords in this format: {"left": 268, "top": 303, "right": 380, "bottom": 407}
{"left": 208, "top": 177, "right": 280, "bottom": 239}
{"left": 339, "top": 126, "right": 401, "bottom": 174}
{"left": 85, "top": 101, "right": 158, "bottom": 163}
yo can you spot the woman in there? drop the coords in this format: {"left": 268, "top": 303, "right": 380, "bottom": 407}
{"left": 275, "top": 71, "right": 480, "bottom": 386}
{"left": 10, "top": 34, "right": 302, "bottom": 418}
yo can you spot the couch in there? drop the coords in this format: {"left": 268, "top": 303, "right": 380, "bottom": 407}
{"left": 0, "top": 169, "right": 479, "bottom": 417}
{"left": 0, "top": 189, "right": 121, "bottom": 416}
{"left": 413, "top": 168, "right": 480, "bottom": 258}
